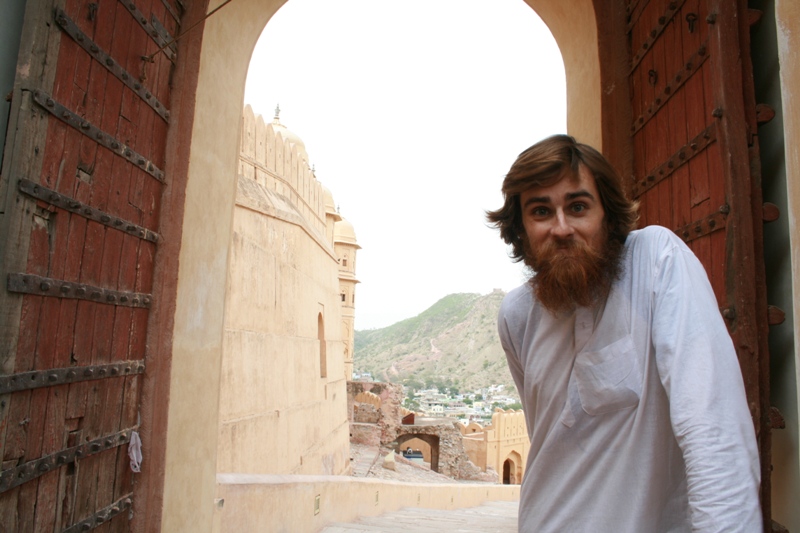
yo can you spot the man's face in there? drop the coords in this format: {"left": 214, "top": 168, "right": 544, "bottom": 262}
{"left": 519, "top": 165, "right": 615, "bottom": 313}
{"left": 520, "top": 165, "right": 606, "bottom": 261}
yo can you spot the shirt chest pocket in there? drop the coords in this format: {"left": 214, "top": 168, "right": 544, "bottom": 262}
{"left": 573, "top": 335, "right": 642, "bottom": 416}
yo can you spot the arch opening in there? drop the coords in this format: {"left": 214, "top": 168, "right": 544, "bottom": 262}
{"left": 160, "top": 0, "right": 603, "bottom": 529}
{"left": 395, "top": 433, "right": 441, "bottom": 473}
{"left": 502, "top": 450, "right": 523, "bottom": 485}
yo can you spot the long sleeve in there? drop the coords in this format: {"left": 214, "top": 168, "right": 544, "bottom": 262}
{"left": 650, "top": 235, "right": 761, "bottom": 532}
{"left": 498, "top": 308, "right": 525, "bottom": 402}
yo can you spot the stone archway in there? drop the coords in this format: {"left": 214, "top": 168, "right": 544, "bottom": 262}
{"left": 502, "top": 451, "right": 523, "bottom": 485}
{"left": 160, "top": 1, "right": 604, "bottom": 529}
{"left": 395, "top": 433, "right": 441, "bottom": 473}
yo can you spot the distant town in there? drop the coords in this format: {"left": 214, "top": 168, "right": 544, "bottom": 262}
{"left": 352, "top": 370, "right": 522, "bottom": 425}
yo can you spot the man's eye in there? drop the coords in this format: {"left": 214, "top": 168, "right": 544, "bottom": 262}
{"left": 571, "top": 204, "right": 586, "bottom": 213}
{"left": 531, "top": 207, "right": 549, "bottom": 217}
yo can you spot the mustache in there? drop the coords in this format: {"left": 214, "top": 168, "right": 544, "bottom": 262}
{"left": 527, "top": 237, "right": 602, "bottom": 269}
{"left": 525, "top": 236, "right": 621, "bottom": 314}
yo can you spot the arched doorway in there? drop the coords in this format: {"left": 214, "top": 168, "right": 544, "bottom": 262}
{"left": 160, "top": 1, "right": 602, "bottom": 528}
{"left": 395, "top": 434, "right": 440, "bottom": 473}
{"left": 502, "top": 451, "right": 523, "bottom": 485}
{"left": 0, "top": 0, "right": 599, "bottom": 531}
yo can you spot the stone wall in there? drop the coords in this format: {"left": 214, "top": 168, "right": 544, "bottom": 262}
{"left": 347, "top": 381, "right": 405, "bottom": 444}
{"left": 350, "top": 423, "right": 382, "bottom": 447}
{"left": 353, "top": 404, "right": 380, "bottom": 424}
{"left": 216, "top": 107, "right": 350, "bottom": 477}
{"left": 462, "top": 433, "right": 487, "bottom": 470}
{"left": 484, "top": 409, "right": 529, "bottom": 484}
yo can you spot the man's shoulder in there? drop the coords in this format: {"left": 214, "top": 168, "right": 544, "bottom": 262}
{"left": 499, "top": 284, "right": 534, "bottom": 319}
{"left": 626, "top": 225, "right": 687, "bottom": 259}
{"left": 497, "top": 284, "right": 537, "bottom": 345}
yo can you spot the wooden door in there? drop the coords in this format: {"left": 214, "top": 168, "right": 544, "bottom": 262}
{"left": 0, "top": 0, "right": 181, "bottom": 530}
{"left": 626, "top": 0, "right": 772, "bottom": 527}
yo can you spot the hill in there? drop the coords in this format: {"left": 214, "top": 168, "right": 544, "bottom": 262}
{"left": 354, "top": 290, "right": 516, "bottom": 393}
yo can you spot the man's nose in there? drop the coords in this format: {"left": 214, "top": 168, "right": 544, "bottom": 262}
{"left": 551, "top": 210, "right": 575, "bottom": 238}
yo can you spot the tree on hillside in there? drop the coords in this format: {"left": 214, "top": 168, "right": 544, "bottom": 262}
{"left": 403, "top": 398, "right": 420, "bottom": 412}
{"left": 403, "top": 377, "right": 424, "bottom": 392}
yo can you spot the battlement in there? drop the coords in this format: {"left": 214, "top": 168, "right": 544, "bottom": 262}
{"left": 239, "top": 105, "right": 326, "bottom": 237}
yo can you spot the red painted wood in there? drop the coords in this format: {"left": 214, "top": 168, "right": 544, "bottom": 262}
{"left": 625, "top": 0, "right": 771, "bottom": 524}
{"left": 32, "top": 468, "right": 61, "bottom": 532}
{"left": 5, "top": 0, "right": 174, "bottom": 528}
{"left": 54, "top": 300, "right": 79, "bottom": 367}
{"left": 2, "top": 389, "right": 33, "bottom": 461}
{"left": 33, "top": 297, "right": 60, "bottom": 371}
{"left": 665, "top": 18, "right": 692, "bottom": 232}
{"left": 64, "top": 213, "right": 88, "bottom": 282}
{"left": 39, "top": 121, "right": 68, "bottom": 191}
{"left": 31, "top": 385, "right": 69, "bottom": 532}
{"left": 92, "top": 0, "right": 119, "bottom": 53}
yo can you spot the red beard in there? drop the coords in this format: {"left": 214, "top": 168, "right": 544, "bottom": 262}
{"left": 526, "top": 236, "right": 622, "bottom": 315}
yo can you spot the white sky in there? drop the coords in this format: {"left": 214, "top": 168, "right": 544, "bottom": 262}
{"left": 244, "top": 0, "right": 566, "bottom": 330}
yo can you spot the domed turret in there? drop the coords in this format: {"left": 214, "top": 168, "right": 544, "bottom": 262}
{"left": 333, "top": 216, "right": 359, "bottom": 382}
{"left": 323, "top": 186, "right": 341, "bottom": 222}
{"left": 334, "top": 218, "right": 361, "bottom": 249}
{"left": 271, "top": 105, "right": 308, "bottom": 161}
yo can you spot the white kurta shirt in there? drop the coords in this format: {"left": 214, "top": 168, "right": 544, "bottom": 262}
{"left": 498, "top": 226, "right": 761, "bottom": 532}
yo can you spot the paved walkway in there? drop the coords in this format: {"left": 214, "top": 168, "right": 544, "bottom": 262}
{"left": 319, "top": 500, "right": 519, "bottom": 532}
{"left": 350, "top": 444, "right": 381, "bottom": 477}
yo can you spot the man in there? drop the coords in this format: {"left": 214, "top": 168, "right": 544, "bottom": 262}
{"left": 486, "top": 135, "right": 761, "bottom": 532}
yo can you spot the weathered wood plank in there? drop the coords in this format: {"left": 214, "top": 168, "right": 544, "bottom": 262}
{"left": 31, "top": 385, "right": 69, "bottom": 532}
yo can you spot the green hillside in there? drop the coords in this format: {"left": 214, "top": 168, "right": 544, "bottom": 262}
{"left": 354, "top": 290, "right": 516, "bottom": 393}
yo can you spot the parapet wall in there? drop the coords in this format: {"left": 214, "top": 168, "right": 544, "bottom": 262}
{"left": 239, "top": 105, "right": 326, "bottom": 238}
{"left": 214, "top": 474, "right": 520, "bottom": 533}
{"left": 484, "top": 409, "right": 529, "bottom": 484}
{"left": 485, "top": 408, "right": 527, "bottom": 441}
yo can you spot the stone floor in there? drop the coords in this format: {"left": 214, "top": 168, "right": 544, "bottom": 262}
{"left": 319, "top": 500, "right": 519, "bottom": 532}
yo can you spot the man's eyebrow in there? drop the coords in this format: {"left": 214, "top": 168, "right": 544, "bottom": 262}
{"left": 522, "top": 190, "right": 596, "bottom": 207}
{"left": 566, "top": 190, "right": 595, "bottom": 201}
{"left": 522, "top": 196, "right": 551, "bottom": 207}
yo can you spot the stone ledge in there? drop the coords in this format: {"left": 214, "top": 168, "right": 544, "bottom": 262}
{"left": 215, "top": 473, "right": 519, "bottom": 532}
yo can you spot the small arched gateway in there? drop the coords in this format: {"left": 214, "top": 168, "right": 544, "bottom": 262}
{"left": 502, "top": 451, "right": 523, "bottom": 485}
{"left": 395, "top": 433, "right": 440, "bottom": 473}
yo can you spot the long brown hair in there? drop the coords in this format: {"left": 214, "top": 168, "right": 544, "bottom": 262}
{"left": 486, "top": 134, "right": 639, "bottom": 263}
